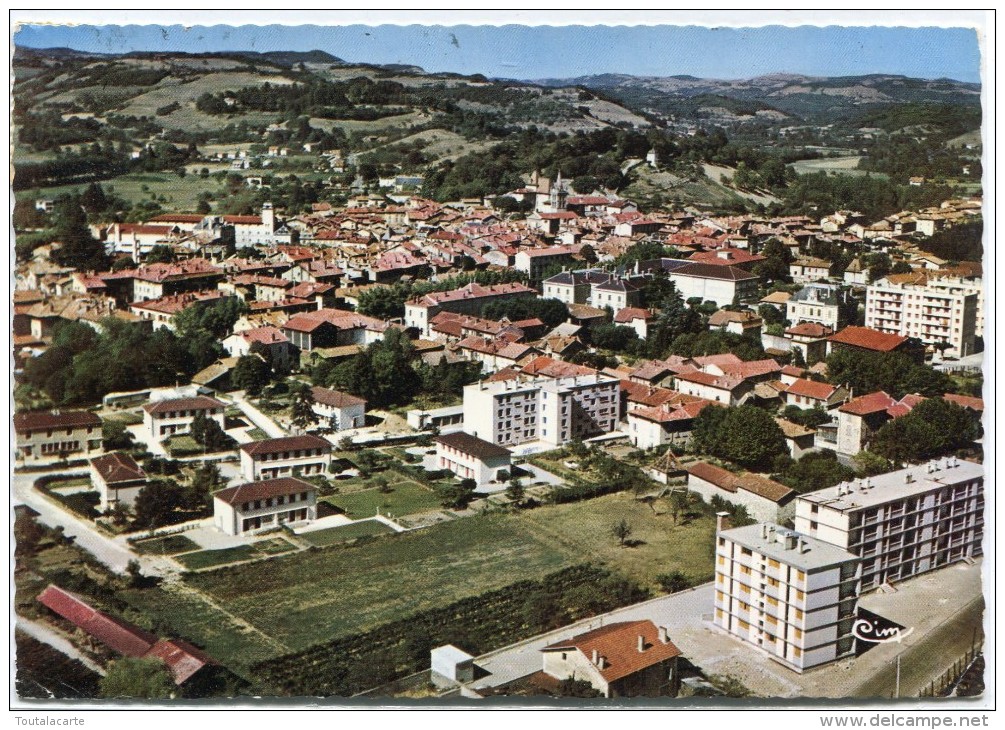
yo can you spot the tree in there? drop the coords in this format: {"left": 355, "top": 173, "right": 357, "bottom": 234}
{"left": 656, "top": 570, "right": 690, "bottom": 594}
{"left": 611, "top": 518, "right": 633, "bottom": 547}
{"left": 556, "top": 678, "right": 602, "bottom": 698}
{"left": 50, "top": 196, "right": 111, "bottom": 272}
{"left": 778, "top": 450, "right": 856, "bottom": 493}
{"left": 826, "top": 348, "right": 952, "bottom": 399}
{"left": 506, "top": 477, "right": 525, "bottom": 505}
{"left": 441, "top": 478, "right": 477, "bottom": 510}
{"left": 853, "top": 450, "right": 893, "bottom": 477}
{"left": 189, "top": 463, "right": 225, "bottom": 511}
{"left": 133, "top": 479, "right": 185, "bottom": 530}
{"left": 289, "top": 382, "right": 320, "bottom": 432}
{"left": 753, "top": 239, "right": 793, "bottom": 283}
{"left": 190, "top": 411, "right": 230, "bottom": 452}
{"left": 669, "top": 490, "right": 690, "bottom": 525}
{"left": 691, "top": 405, "right": 787, "bottom": 472}
{"left": 232, "top": 355, "right": 271, "bottom": 395}
{"left": 100, "top": 657, "right": 175, "bottom": 699}
{"left": 871, "top": 398, "right": 981, "bottom": 464}
{"left": 145, "top": 245, "right": 176, "bottom": 264}
{"left": 647, "top": 289, "right": 703, "bottom": 357}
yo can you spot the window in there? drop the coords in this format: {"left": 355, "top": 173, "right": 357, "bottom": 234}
{"left": 741, "top": 547, "right": 753, "bottom": 556}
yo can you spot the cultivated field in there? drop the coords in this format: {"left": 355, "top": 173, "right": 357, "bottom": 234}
{"left": 787, "top": 155, "right": 887, "bottom": 178}
{"left": 117, "top": 71, "right": 296, "bottom": 118}
{"left": 299, "top": 520, "right": 395, "bottom": 547}
{"left": 27, "top": 171, "right": 224, "bottom": 211}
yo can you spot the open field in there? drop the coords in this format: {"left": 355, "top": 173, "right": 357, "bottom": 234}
{"left": 324, "top": 480, "right": 442, "bottom": 519}
{"left": 116, "top": 72, "right": 296, "bottom": 118}
{"left": 625, "top": 166, "right": 754, "bottom": 210}
{"left": 299, "top": 520, "right": 395, "bottom": 547}
{"left": 309, "top": 110, "right": 432, "bottom": 134}
{"left": 184, "top": 515, "right": 576, "bottom": 652}
{"left": 131, "top": 534, "right": 201, "bottom": 555}
{"left": 516, "top": 491, "right": 717, "bottom": 590}
{"left": 175, "top": 537, "right": 296, "bottom": 571}
{"left": 788, "top": 155, "right": 888, "bottom": 178}
{"left": 365, "top": 128, "right": 497, "bottom": 165}
{"left": 26, "top": 171, "right": 225, "bottom": 211}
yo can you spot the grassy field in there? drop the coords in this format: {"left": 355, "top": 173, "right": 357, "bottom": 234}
{"left": 299, "top": 520, "right": 395, "bottom": 547}
{"left": 175, "top": 538, "right": 296, "bottom": 571}
{"left": 515, "top": 491, "right": 717, "bottom": 590}
{"left": 131, "top": 534, "right": 201, "bottom": 555}
{"left": 309, "top": 111, "right": 432, "bottom": 134}
{"left": 324, "top": 479, "right": 442, "bottom": 519}
{"left": 28, "top": 171, "right": 224, "bottom": 211}
{"left": 788, "top": 155, "right": 888, "bottom": 178}
{"left": 184, "top": 515, "right": 576, "bottom": 652}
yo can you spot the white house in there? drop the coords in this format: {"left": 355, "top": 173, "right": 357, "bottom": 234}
{"left": 213, "top": 477, "right": 317, "bottom": 535}
{"left": 239, "top": 434, "right": 333, "bottom": 481}
{"left": 90, "top": 452, "right": 147, "bottom": 512}
{"left": 310, "top": 386, "right": 366, "bottom": 431}
{"left": 142, "top": 396, "right": 226, "bottom": 443}
{"left": 222, "top": 326, "right": 295, "bottom": 374}
{"left": 434, "top": 431, "right": 512, "bottom": 486}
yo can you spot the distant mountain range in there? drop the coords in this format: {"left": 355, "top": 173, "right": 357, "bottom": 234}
{"left": 534, "top": 72, "right": 981, "bottom": 124}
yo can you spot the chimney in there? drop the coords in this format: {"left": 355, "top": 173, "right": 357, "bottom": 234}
{"left": 659, "top": 626, "right": 669, "bottom": 644}
{"left": 592, "top": 649, "right": 599, "bottom": 665}
{"left": 905, "top": 472, "right": 914, "bottom": 484}
{"left": 638, "top": 634, "right": 646, "bottom": 653}
{"left": 799, "top": 538, "right": 810, "bottom": 554}
{"left": 598, "top": 656, "right": 607, "bottom": 670}
{"left": 761, "top": 524, "right": 768, "bottom": 539}
{"left": 715, "top": 511, "right": 732, "bottom": 533}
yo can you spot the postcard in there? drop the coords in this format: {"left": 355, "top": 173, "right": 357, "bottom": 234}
{"left": 8, "top": 10, "right": 992, "bottom": 719}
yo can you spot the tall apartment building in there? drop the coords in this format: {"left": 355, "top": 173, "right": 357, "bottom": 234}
{"left": 795, "top": 458, "right": 983, "bottom": 591}
{"left": 865, "top": 276, "right": 978, "bottom": 357}
{"left": 462, "top": 373, "right": 620, "bottom": 449}
{"left": 714, "top": 522, "right": 861, "bottom": 673}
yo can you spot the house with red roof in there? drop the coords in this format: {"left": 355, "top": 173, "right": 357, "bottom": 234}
{"left": 213, "top": 477, "right": 317, "bottom": 535}
{"left": 613, "top": 307, "right": 656, "bottom": 340}
{"left": 223, "top": 326, "right": 294, "bottom": 373}
{"left": 14, "top": 409, "right": 103, "bottom": 463}
{"left": 540, "top": 620, "right": 681, "bottom": 698}
{"left": 310, "top": 386, "right": 367, "bottom": 431}
{"left": 627, "top": 398, "right": 722, "bottom": 450}
{"left": 826, "top": 326, "right": 921, "bottom": 361}
{"left": 239, "top": 435, "right": 332, "bottom": 481}
{"left": 686, "top": 462, "right": 796, "bottom": 524}
{"left": 783, "top": 378, "right": 850, "bottom": 411}
{"left": 835, "top": 390, "right": 924, "bottom": 455}
{"left": 143, "top": 395, "right": 226, "bottom": 444}
{"left": 90, "top": 452, "right": 147, "bottom": 511}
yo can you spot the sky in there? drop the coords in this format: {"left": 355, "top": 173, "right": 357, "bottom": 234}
{"left": 14, "top": 23, "right": 982, "bottom": 83}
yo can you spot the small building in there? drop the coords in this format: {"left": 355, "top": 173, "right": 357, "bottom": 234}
{"left": 213, "top": 477, "right": 317, "bottom": 535}
{"left": 540, "top": 620, "right": 681, "bottom": 698}
{"left": 406, "top": 404, "right": 465, "bottom": 433}
{"left": 434, "top": 431, "right": 512, "bottom": 486}
{"left": 687, "top": 462, "right": 796, "bottom": 524}
{"left": 14, "top": 410, "right": 103, "bottom": 462}
{"left": 90, "top": 452, "right": 147, "bottom": 512}
{"left": 430, "top": 645, "right": 476, "bottom": 688}
{"left": 775, "top": 418, "right": 818, "bottom": 460}
{"left": 708, "top": 309, "right": 763, "bottom": 337}
{"left": 239, "top": 434, "right": 333, "bottom": 481}
{"left": 142, "top": 396, "right": 226, "bottom": 443}
{"left": 782, "top": 379, "right": 849, "bottom": 411}
{"left": 310, "top": 386, "right": 366, "bottom": 431}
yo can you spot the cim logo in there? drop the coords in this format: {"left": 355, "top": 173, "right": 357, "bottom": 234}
{"left": 852, "top": 618, "right": 914, "bottom": 644}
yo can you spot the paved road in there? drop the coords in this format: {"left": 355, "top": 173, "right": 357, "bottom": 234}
{"left": 17, "top": 618, "right": 106, "bottom": 676}
{"left": 13, "top": 470, "right": 176, "bottom": 577}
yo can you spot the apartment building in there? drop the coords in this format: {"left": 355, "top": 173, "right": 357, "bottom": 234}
{"left": 142, "top": 395, "right": 226, "bottom": 443}
{"left": 404, "top": 283, "right": 538, "bottom": 337}
{"left": 714, "top": 523, "right": 861, "bottom": 673}
{"left": 785, "top": 283, "right": 852, "bottom": 331}
{"left": 462, "top": 373, "right": 620, "bottom": 449}
{"left": 795, "top": 458, "right": 984, "bottom": 591}
{"left": 14, "top": 410, "right": 103, "bottom": 462}
{"left": 865, "top": 275, "right": 978, "bottom": 357}
{"left": 434, "top": 431, "right": 512, "bottom": 486}
{"left": 239, "top": 434, "right": 333, "bottom": 481}
{"left": 213, "top": 477, "right": 316, "bottom": 535}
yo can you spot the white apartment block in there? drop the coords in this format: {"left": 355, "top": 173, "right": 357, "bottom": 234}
{"left": 865, "top": 278, "right": 978, "bottom": 357}
{"left": 239, "top": 434, "right": 333, "bottom": 481}
{"left": 142, "top": 396, "right": 226, "bottom": 443}
{"left": 926, "top": 275, "right": 985, "bottom": 338}
{"left": 714, "top": 523, "right": 861, "bottom": 673}
{"left": 462, "top": 374, "right": 620, "bottom": 449}
{"left": 795, "top": 458, "right": 984, "bottom": 591}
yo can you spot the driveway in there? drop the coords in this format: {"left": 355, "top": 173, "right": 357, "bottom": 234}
{"left": 229, "top": 391, "right": 286, "bottom": 438}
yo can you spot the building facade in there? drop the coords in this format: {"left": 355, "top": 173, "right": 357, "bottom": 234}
{"left": 434, "top": 431, "right": 512, "bottom": 485}
{"left": 142, "top": 396, "right": 227, "bottom": 443}
{"left": 213, "top": 477, "right": 317, "bottom": 535}
{"left": 794, "top": 458, "right": 984, "bottom": 591}
{"left": 239, "top": 435, "right": 333, "bottom": 481}
{"left": 714, "top": 523, "right": 861, "bottom": 673}
{"left": 865, "top": 277, "right": 978, "bottom": 357}
{"left": 14, "top": 410, "right": 103, "bottom": 462}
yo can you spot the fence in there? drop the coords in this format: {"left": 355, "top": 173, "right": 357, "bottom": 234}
{"left": 918, "top": 644, "right": 983, "bottom": 697}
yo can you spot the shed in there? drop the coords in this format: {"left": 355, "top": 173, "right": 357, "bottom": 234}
{"left": 431, "top": 644, "right": 475, "bottom": 686}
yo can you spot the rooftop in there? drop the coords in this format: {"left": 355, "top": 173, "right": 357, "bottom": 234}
{"left": 720, "top": 523, "right": 860, "bottom": 571}
{"left": 542, "top": 620, "right": 681, "bottom": 684}
{"left": 435, "top": 431, "right": 511, "bottom": 460}
{"left": 213, "top": 477, "right": 318, "bottom": 506}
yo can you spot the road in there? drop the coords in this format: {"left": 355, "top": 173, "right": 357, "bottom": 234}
{"left": 228, "top": 391, "right": 286, "bottom": 438}
{"left": 847, "top": 595, "right": 985, "bottom": 699}
{"left": 17, "top": 618, "right": 107, "bottom": 675}
{"left": 13, "top": 469, "right": 176, "bottom": 576}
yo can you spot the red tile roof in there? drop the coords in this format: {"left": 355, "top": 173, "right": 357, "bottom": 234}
{"left": 838, "top": 391, "right": 898, "bottom": 416}
{"left": 143, "top": 396, "right": 226, "bottom": 415}
{"left": 213, "top": 477, "right": 317, "bottom": 506}
{"left": 435, "top": 431, "right": 511, "bottom": 460}
{"left": 240, "top": 435, "right": 331, "bottom": 456}
{"left": 785, "top": 322, "right": 834, "bottom": 338}
{"left": 943, "top": 393, "right": 984, "bottom": 412}
{"left": 14, "top": 410, "right": 101, "bottom": 433}
{"left": 542, "top": 620, "right": 680, "bottom": 684}
{"left": 143, "top": 638, "right": 218, "bottom": 685}
{"left": 828, "top": 326, "right": 908, "bottom": 352}
{"left": 37, "top": 585, "right": 157, "bottom": 657}
{"left": 785, "top": 378, "right": 838, "bottom": 401}
{"left": 90, "top": 452, "right": 146, "bottom": 485}
{"left": 310, "top": 386, "right": 366, "bottom": 409}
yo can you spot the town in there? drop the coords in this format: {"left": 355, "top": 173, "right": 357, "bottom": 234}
{"left": 11, "top": 40, "right": 985, "bottom": 703}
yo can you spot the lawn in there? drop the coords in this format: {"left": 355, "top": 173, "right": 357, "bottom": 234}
{"left": 131, "top": 534, "right": 202, "bottom": 555}
{"left": 164, "top": 435, "right": 203, "bottom": 457}
{"left": 324, "top": 479, "right": 442, "bottom": 519}
{"left": 514, "top": 491, "right": 717, "bottom": 590}
{"left": 184, "top": 515, "right": 577, "bottom": 651}
{"left": 175, "top": 538, "right": 296, "bottom": 571}
{"left": 299, "top": 520, "right": 395, "bottom": 547}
